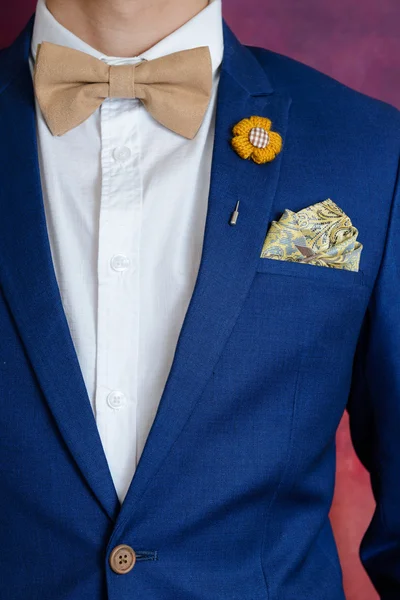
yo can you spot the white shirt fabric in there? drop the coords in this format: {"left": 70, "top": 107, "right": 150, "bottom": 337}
{"left": 31, "top": 0, "right": 224, "bottom": 503}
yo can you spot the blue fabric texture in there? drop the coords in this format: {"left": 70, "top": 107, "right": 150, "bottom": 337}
{"left": 0, "top": 15, "right": 399, "bottom": 600}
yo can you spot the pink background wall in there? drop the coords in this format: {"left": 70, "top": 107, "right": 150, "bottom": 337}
{"left": 1, "top": 1, "right": 399, "bottom": 599}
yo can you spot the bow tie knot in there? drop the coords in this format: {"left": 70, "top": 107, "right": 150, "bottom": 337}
{"left": 108, "top": 64, "right": 137, "bottom": 98}
{"left": 33, "top": 42, "right": 213, "bottom": 138}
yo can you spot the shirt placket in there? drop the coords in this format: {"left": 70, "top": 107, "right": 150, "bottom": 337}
{"left": 95, "top": 91, "right": 143, "bottom": 502}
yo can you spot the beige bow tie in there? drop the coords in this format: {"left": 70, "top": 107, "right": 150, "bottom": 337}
{"left": 33, "top": 42, "right": 213, "bottom": 138}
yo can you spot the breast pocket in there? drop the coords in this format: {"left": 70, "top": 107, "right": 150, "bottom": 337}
{"left": 250, "top": 253, "right": 372, "bottom": 369}
{"left": 256, "top": 255, "right": 368, "bottom": 288}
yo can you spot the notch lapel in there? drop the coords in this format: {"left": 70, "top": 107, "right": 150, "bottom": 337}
{"left": 0, "top": 23, "right": 119, "bottom": 522}
{"left": 116, "top": 24, "right": 292, "bottom": 526}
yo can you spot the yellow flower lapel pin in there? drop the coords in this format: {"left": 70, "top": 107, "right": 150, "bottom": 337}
{"left": 231, "top": 116, "right": 282, "bottom": 164}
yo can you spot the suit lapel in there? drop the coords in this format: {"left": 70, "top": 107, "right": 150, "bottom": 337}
{"left": 116, "top": 24, "right": 292, "bottom": 525}
{"left": 0, "top": 23, "right": 119, "bottom": 522}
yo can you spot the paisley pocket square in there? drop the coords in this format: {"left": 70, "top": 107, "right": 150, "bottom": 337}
{"left": 261, "top": 199, "right": 363, "bottom": 272}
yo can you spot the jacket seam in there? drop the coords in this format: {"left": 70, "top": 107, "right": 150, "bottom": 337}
{"left": 259, "top": 360, "right": 302, "bottom": 600}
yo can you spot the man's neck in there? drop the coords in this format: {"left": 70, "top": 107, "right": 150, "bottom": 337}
{"left": 45, "top": 0, "right": 209, "bottom": 57}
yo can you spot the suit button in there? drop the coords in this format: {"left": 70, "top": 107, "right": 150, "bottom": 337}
{"left": 109, "top": 544, "right": 136, "bottom": 574}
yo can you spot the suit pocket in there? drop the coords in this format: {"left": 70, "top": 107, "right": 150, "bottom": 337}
{"left": 256, "top": 255, "right": 368, "bottom": 288}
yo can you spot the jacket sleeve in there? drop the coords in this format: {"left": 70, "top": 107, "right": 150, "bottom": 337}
{"left": 347, "top": 159, "right": 400, "bottom": 598}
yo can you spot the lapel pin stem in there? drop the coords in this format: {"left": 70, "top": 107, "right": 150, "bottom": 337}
{"left": 230, "top": 201, "right": 240, "bottom": 226}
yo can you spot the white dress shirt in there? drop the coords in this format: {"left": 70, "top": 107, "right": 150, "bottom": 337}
{"left": 31, "top": 0, "right": 224, "bottom": 503}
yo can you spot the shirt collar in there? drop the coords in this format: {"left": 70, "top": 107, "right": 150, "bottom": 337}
{"left": 31, "top": 0, "right": 224, "bottom": 74}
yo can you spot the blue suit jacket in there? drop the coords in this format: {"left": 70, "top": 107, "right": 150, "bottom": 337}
{"left": 0, "top": 16, "right": 399, "bottom": 600}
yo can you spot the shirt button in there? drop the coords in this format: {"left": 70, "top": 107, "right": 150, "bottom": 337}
{"left": 113, "top": 146, "right": 131, "bottom": 163}
{"left": 109, "top": 545, "right": 136, "bottom": 574}
{"left": 111, "top": 254, "right": 131, "bottom": 272}
{"left": 107, "top": 391, "right": 127, "bottom": 410}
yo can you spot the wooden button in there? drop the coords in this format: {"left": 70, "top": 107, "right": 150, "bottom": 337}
{"left": 109, "top": 544, "right": 136, "bottom": 574}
